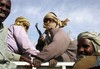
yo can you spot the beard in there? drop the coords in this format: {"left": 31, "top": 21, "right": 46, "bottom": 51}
{"left": 77, "top": 51, "right": 94, "bottom": 59}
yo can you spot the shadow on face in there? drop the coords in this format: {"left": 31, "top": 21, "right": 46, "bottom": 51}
{"left": 0, "top": 0, "right": 11, "bottom": 22}
{"left": 77, "top": 38, "right": 95, "bottom": 56}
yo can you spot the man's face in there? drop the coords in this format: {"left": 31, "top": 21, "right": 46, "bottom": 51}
{"left": 43, "top": 18, "right": 56, "bottom": 30}
{"left": 0, "top": 0, "right": 11, "bottom": 22}
{"left": 78, "top": 38, "right": 94, "bottom": 56}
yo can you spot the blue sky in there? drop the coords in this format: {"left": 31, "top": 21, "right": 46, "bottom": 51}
{"left": 4, "top": 0, "right": 100, "bottom": 43}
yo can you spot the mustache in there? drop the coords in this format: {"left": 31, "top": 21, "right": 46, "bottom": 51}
{"left": 78, "top": 51, "right": 88, "bottom": 56}
{"left": 0, "top": 11, "right": 4, "bottom": 14}
{"left": 78, "top": 51, "right": 92, "bottom": 56}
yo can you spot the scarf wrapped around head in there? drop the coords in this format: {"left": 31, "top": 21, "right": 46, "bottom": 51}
{"left": 78, "top": 31, "right": 100, "bottom": 53}
{"left": 14, "top": 16, "right": 30, "bottom": 30}
{"left": 43, "top": 12, "right": 70, "bottom": 28}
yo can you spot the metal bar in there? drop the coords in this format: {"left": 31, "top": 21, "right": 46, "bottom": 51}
{"left": 12, "top": 61, "right": 75, "bottom": 69}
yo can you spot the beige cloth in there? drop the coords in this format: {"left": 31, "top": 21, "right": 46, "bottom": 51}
{"left": 36, "top": 28, "right": 77, "bottom": 62}
{"left": 43, "top": 12, "right": 70, "bottom": 28}
{"left": 43, "top": 22, "right": 56, "bottom": 30}
{"left": 73, "top": 56, "right": 96, "bottom": 69}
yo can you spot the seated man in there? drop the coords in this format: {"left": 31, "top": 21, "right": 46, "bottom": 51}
{"left": 73, "top": 31, "right": 100, "bottom": 69}
{"left": 7, "top": 16, "right": 39, "bottom": 58}
{"left": 0, "top": 0, "right": 32, "bottom": 68}
{"left": 33, "top": 12, "right": 77, "bottom": 67}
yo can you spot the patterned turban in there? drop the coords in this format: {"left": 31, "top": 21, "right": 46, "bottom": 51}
{"left": 78, "top": 31, "right": 100, "bottom": 53}
{"left": 14, "top": 16, "right": 30, "bottom": 30}
{"left": 43, "top": 12, "right": 69, "bottom": 28}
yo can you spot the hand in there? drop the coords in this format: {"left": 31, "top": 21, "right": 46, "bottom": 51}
{"left": 38, "top": 35, "right": 45, "bottom": 45}
{"left": 38, "top": 35, "right": 45, "bottom": 43}
{"left": 49, "top": 59, "right": 57, "bottom": 67}
{"left": 22, "top": 53, "right": 31, "bottom": 60}
{"left": 40, "top": 35, "right": 45, "bottom": 41}
{"left": 33, "top": 59, "right": 42, "bottom": 67}
{"left": 36, "top": 35, "right": 45, "bottom": 51}
{"left": 20, "top": 56, "right": 32, "bottom": 65}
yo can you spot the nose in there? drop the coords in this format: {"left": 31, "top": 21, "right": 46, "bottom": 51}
{"left": 46, "top": 20, "right": 50, "bottom": 23}
{"left": 44, "top": 20, "right": 50, "bottom": 24}
{"left": 1, "top": 5, "right": 10, "bottom": 13}
{"left": 79, "top": 47, "right": 84, "bottom": 52}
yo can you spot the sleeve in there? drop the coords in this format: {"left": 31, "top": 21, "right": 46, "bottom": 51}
{"left": 13, "top": 25, "right": 39, "bottom": 56}
{"left": 36, "top": 29, "right": 71, "bottom": 61}
{"left": 7, "top": 52, "right": 21, "bottom": 61}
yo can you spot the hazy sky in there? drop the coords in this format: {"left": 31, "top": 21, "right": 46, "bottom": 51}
{"left": 4, "top": 0, "right": 100, "bottom": 43}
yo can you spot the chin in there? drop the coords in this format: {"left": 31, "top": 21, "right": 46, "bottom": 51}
{"left": 0, "top": 17, "right": 6, "bottom": 22}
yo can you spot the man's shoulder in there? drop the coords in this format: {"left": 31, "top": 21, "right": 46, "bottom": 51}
{"left": 73, "top": 56, "right": 98, "bottom": 69}
{"left": 9, "top": 24, "right": 24, "bottom": 30}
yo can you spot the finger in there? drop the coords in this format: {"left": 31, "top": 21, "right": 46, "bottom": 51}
{"left": 25, "top": 58, "right": 32, "bottom": 64}
{"left": 34, "top": 62, "right": 40, "bottom": 67}
{"left": 33, "top": 60, "right": 39, "bottom": 67}
{"left": 49, "top": 59, "right": 57, "bottom": 66}
{"left": 37, "top": 62, "right": 41, "bottom": 67}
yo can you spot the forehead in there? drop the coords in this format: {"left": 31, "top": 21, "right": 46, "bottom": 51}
{"left": 44, "top": 18, "right": 53, "bottom": 20}
{"left": 78, "top": 38, "right": 91, "bottom": 45}
{"left": 44, "top": 18, "right": 54, "bottom": 22}
{"left": 0, "top": 0, "right": 11, "bottom": 5}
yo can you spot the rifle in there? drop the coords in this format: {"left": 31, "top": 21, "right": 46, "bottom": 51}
{"left": 35, "top": 23, "right": 42, "bottom": 36}
{"left": 35, "top": 23, "right": 45, "bottom": 51}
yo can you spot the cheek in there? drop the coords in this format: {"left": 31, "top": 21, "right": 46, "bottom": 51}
{"left": 7, "top": 10, "right": 10, "bottom": 15}
{"left": 44, "top": 22, "right": 49, "bottom": 26}
{"left": 86, "top": 47, "right": 93, "bottom": 52}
